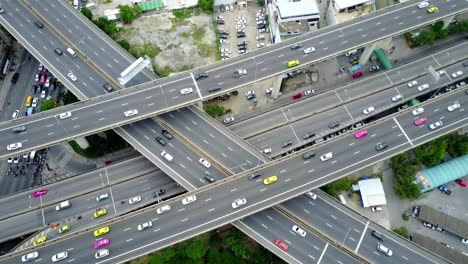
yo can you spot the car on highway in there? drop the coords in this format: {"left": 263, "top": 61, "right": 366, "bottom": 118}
{"left": 12, "top": 110, "right": 19, "bottom": 119}
{"left": 157, "top": 204, "right": 171, "bottom": 214}
{"left": 129, "top": 196, "right": 141, "bottom": 204}
{"left": 67, "top": 72, "right": 77, "bottom": 81}
{"left": 352, "top": 71, "right": 363, "bottom": 78}
{"left": 304, "top": 89, "right": 315, "bottom": 96}
{"left": 32, "top": 189, "right": 47, "bottom": 197}
{"left": 248, "top": 173, "right": 262, "bottom": 180}
{"left": 137, "top": 221, "right": 153, "bottom": 231}
{"left": 263, "top": 175, "right": 278, "bottom": 185}
{"left": 94, "top": 208, "right": 107, "bottom": 218}
{"left": 363, "top": 106, "right": 375, "bottom": 115}
{"left": 124, "top": 109, "right": 138, "bottom": 117}
{"left": 292, "top": 93, "right": 303, "bottom": 100}
{"left": 155, "top": 136, "right": 167, "bottom": 146}
{"left": 95, "top": 249, "right": 109, "bottom": 259}
{"left": 328, "top": 121, "right": 339, "bottom": 129}
{"left": 199, "top": 158, "right": 211, "bottom": 168}
{"left": 153, "top": 189, "right": 165, "bottom": 198}
{"left": 52, "top": 251, "right": 68, "bottom": 262}
{"left": 414, "top": 117, "right": 428, "bottom": 126}
{"left": 407, "top": 80, "right": 418, "bottom": 87}
{"left": 262, "top": 147, "right": 272, "bottom": 154}
{"left": 429, "top": 121, "right": 443, "bottom": 130}
{"left": 291, "top": 225, "right": 306, "bottom": 237}
{"left": 182, "top": 195, "right": 197, "bottom": 205}
{"left": 417, "top": 1, "right": 429, "bottom": 8}
{"left": 232, "top": 198, "right": 247, "bottom": 209}
{"left": 195, "top": 72, "right": 208, "bottom": 81}
{"left": 59, "top": 111, "right": 72, "bottom": 119}
{"left": 375, "top": 142, "right": 388, "bottom": 151}
{"left": 302, "top": 151, "right": 316, "bottom": 159}
{"left": 93, "top": 238, "right": 110, "bottom": 249}
{"left": 21, "top": 251, "right": 39, "bottom": 262}
{"left": 180, "top": 87, "right": 193, "bottom": 95}
{"left": 281, "top": 140, "right": 293, "bottom": 148}
{"left": 320, "top": 152, "right": 333, "bottom": 161}
{"left": 290, "top": 43, "right": 302, "bottom": 50}
{"left": 427, "top": 6, "right": 438, "bottom": 13}
{"left": 412, "top": 107, "right": 424, "bottom": 115}
{"left": 417, "top": 83, "right": 429, "bottom": 91}
{"left": 161, "top": 129, "right": 173, "bottom": 139}
{"left": 451, "top": 70, "right": 463, "bottom": 78}
{"left": 354, "top": 130, "right": 368, "bottom": 139}
{"left": 223, "top": 117, "right": 235, "bottom": 124}
{"left": 455, "top": 179, "right": 467, "bottom": 187}
{"left": 204, "top": 173, "right": 216, "bottom": 183}
{"left": 96, "top": 193, "right": 109, "bottom": 202}
{"left": 306, "top": 191, "right": 317, "bottom": 200}
{"left": 447, "top": 103, "right": 461, "bottom": 112}
{"left": 372, "top": 230, "right": 384, "bottom": 241}
{"left": 33, "top": 235, "right": 47, "bottom": 246}
{"left": 287, "top": 60, "right": 300, "bottom": 68}
{"left": 303, "top": 47, "right": 315, "bottom": 54}
{"left": 274, "top": 239, "right": 288, "bottom": 251}
{"left": 391, "top": 94, "right": 402, "bottom": 102}
{"left": 302, "top": 132, "right": 315, "bottom": 140}
{"left": 376, "top": 243, "right": 393, "bottom": 256}
{"left": 7, "top": 142, "right": 22, "bottom": 151}
{"left": 371, "top": 206, "right": 382, "bottom": 212}
{"left": 94, "top": 227, "right": 110, "bottom": 237}
{"left": 59, "top": 224, "right": 71, "bottom": 234}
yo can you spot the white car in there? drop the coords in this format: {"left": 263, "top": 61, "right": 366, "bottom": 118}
{"left": 235, "top": 16, "right": 245, "bottom": 21}
{"left": 429, "top": 121, "right": 443, "bottom": 130}
{"left": 236, "top": 24, "right": 245, "bottom": 30}
{"left": 7, "top": 142, "right": 22, "bottom": 151}
{"left": 124, "top": 109, "right": 138, "bottom": 117}
{"left": 407, "top": 80, "right": 418, "bottom": 87}
{"left": 32, "top": 97, "right": 39, "bottom": 107}
{"left": 462, "top": 238, "right": 468, "bottom": 245}
{"left": 34, "top": 73, "right": 39, "bottom": 82}
{"left": 391, "top": 94, "right": 402, "bottom": 102}
{"left": 221, "top": 48, "right": 231, "bottom": 53}
{"left": 38, "top": 64, "right": 44, "bottom": 71}
{"left": 128, "top": 196, "right": 141, "bottom": 204}
{"left": 220, "top": 39, "right": 229, "bottom": 44}
{"left": 180, "top": 87, "right": 193, "bottom": 95}
{"left": 417, "top": 1, "right": 429, "bottom": 8}
{"left": 41, "top": 90, "right": 47, "bottom": 99}
{"left": 59, "top": 112, "right": 72, "bottom": 119}
{"left": 304, "top": 89, "right": 315, "bottom": 96}
{"left": 306, "top": 191, "right": 317, "bottom": 200}
{"left": 451, "top": 70, "right": 463, "bottom": 78}
{"left": 303, "top": 47, "right": 315, "bottom": 54}
{"left": 45, "top": 77, "right": 51, "bottom": 88}
{"left": 95, "top": 249, "right": 109, "bottom": 259}
{"left": 265, "top": 87, "right": 273, "bottom": 94}
{"left": 320, "top": 152, "right": 333, "bottom": 161}
{"left": 96, "top": 193, "right": 109, "bottom": 202}
{"left": 363, "top": 106, "right": 375, "bottom": 115}
{"left": 291, "top": 225, "right": 306, "bottom": 237}
{"left": 262, "top": 147, "right": 272, "bottom": 154}
{"left": 417, "top": 83, "right": 429, "bottom": 91}
{"left": 232, "top": 198, "right": 247, "bottom": 209}
{"left": 412, "top": 107, "right": 424, "bottom": 115}
{"left": 21, "top": 251, "right": 39, "bottom": 262}
{"left": 245, "top": 90, "right": 255, "bottom": 97}
{"left": 447, "top": 103, "right": 461, "bottom": 112}
{"left": 257, "top": 42, "right": 265, "bottom": 48}
{"left": 156, "top": 204, "right": 171, "bottom": 214}
{"left": 67, "top": 72, "right": 77, "bottom": 81}
{"left": 199, "top": 158, "right": 211, "bottom": 168}
{"left": 237, "top": 19, "right": 247, "bottom": 25}
{"left": 7, "top": 158, "right": 12, "bottom": 164}
{"left": 52, "top": 251, "right": 68, "bottom": 262}
{"left": 371, "top": 206, "right": 382, "bottom": 212}
{"left": 182, "top": 195, "right": 197, "bottom": 205}
{"left": 223, "top": 117, "right": 234, "bottom": 124}
{"left": 11, "top": 110, "right": 19, "bottom": 119}
{"left": 137, "top": 221, "right": 153, "bottom": 231}
{"left": 376, "top": 244, "right": 393, "bottom": 256}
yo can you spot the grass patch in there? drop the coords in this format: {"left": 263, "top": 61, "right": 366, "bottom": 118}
{"left": 153, "top": 65, "right": 174, "bottom": 77}
{"left": 129, "top": 42, "right": 161, "bottom": 58}
{"left": 173, "top": 8, "right": 192, "bottom": 19}
{"left": 192, "top": 25, "right": 206, "bottom": 42}
{"left": 198, "top": 42, "right": 213, "bottom": 57}
{"left": 168, "top": 17, "right": 190, "bottom": 31}
{"left": 68, "top": 131, "right": 129, "bottom": 159}
{"left": 179, "top": 31, "right": 190, "bottom": 38}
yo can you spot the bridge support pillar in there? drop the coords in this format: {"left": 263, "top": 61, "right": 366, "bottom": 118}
{"left": 441, "top": 15, "right": 455, "bottom": 29}
{"left": 271, "top": 75, "right": 283, "bottom": 99}
{"left": 359, "top": 43, "right": 376, "bottom": 66}
{"left": 196, "top": 101, "right": 204, "bottom": 112}
{"left": 74, "top": 137, "right": 90, "bottom": 149}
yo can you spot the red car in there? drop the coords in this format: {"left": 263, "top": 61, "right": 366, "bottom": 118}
{"left": 354, "top": 130, "right": 368, "bottom": 139}
{"left": 93, "top": 238, "right": 110, "bottom": 249}
{"left": 32, "top": 189, "right": 47, "bottom": 198}
{"left": 455, "top": 179, "right": 467, "bottom": 187}
{"left": 352, "top": 72, "right": 363, "bottom": 78}
{"left": 414, "top": 117, "right": 428, "bottom": 126}
{"left": 274, "top": 239, "right": 288, "bottom": 251}
{"left": 292, "top": 93, "right": 303, "bottom": 100}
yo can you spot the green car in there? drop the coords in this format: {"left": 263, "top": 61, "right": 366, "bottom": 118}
{"left": 59, "top": 224, "right": 71, "bottom": 234}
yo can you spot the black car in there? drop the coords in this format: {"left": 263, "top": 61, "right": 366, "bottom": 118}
{"left": 161, "top": 130, "right": 173, "bottom": 139}
{"left": 155, "top": 136, "right": 167, "bottom": 146}
{"left": 463, "top": 61, "right": 468, "bottom": 67}
{"left": 303, "top": 132, "right": 315, "bottom": 140}
{"left": 281, "top": 140, "right": 293, "bottom": 148}
{"left": 219, "top": 34, "right": 229, "bottom": 40}
{"left": 237, "top": 32, "right": 246, "bottom": 38}
{"left": 375, "top": 142, "right": 388, "bottom": 151}
{"left": 204, "top": 173, "right": 216, "bottom": 183}
{"left": 248, "top": 173, "right": 262, "bottom": 180}
{"left": 208, "top": 86, "right": 221, "bottom": 93}
{"left": 54, "top": 48, "right": 63, "bottom": 55}
{"left": 32, "top": 85, "right": 38, "bottom": 94}
{"left": 328, "top": 122, "right": 340, "bottom": 129}
{"left": 237, "top": 41, "right": 247, "bottom": 47}
{"left": 11, "top": 73, "right": 19, "bottom": 84}
{"left": 216, "top": 20, "right": 225, "bottom": 25}
{"left": 257, "top": 24, "right": 265, "bottom": 29}
{"left": 195, "top": 72, "right": 209, "bottom": 81}
{"left": 103, "top": 83, "right": 114, "bottom": 93}
{"left": 302, "top": 152, "right": 316, "bottom": 159}
{"left": 34, "top": 21, "right": 43, "bottom": 28}
{"left": 219, "top": 31, "right": 229, "bottom": 35}
{"left": 153, "top": 188, "right": 166, "bottom": 198}
{"left": 290, "top": 43, "right": 303, "bottom": 50}
{"left": 371, "top": 231, "right": 384, "bottom": 241}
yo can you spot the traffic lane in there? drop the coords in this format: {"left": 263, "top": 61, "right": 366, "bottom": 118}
{"left": 289, "top": 91, "right": 342, "bottom": 119}
{"left": 336, "top": 74, "right": 392, "bottom": 102}
{"left": 345, "top": 87, "right": 403, "bottom": 119}
{"left": 0, "top": 210, "right": 44, "bottom": 242}
{"left": 230, "top": 108, "right": 288, "bottom": 139}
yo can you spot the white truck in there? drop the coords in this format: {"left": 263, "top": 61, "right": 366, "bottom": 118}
{"left": 56, "top": 200, "right": 71, "bottom": 211}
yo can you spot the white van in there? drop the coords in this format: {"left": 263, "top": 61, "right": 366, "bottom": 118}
{"left": 66, "top": 48, "right": 77, "bottom": 57}
{"left": 56, "top": 200, "right": 71, "bottom": 211}
{"left": 345, "top": 49, "right": 358, "bottom": 57}
{"left": 85, "top": 3, "right": 96, "bottom": 9}
{"left": 29, "top": 150, "right": 36, "bottom": 160}
{"left": 161, "top": 151, "right": 174, "bottom": 162}
{"left": 338, "top": 194, "right": 347, "bottom": 205}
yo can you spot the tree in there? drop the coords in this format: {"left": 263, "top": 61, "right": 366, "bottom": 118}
{"left": 392, "top": 226, "right": 410, "bottom": 239}
{"left": 206, "top": 249, "right": 223, "bottom": 264}
{"left": 225, "top": 229, "right": 249, "bottom": 257}
{"left": 134, "top": 4, "right": 142, "bottom": 17}
{"left": 419, "top": 30, "right": 436, "bottom": 45}
{"left": 119, "top": 5, "right": 135, "bottom": 23}
{"left": 198, "top": 0, "right": 213, "bottom": 13}
{"left": 94, "top": 16, "right": 118, "bottom": 38}
{"left": 80, "top": 7, "right": 93, "bottom": 21}
{"left": 182, "top": 240, "right": 207, "bottom": 260}
{"left": 40, "top": 99, "right": 57, "bottom": 112}
{"left": 321, "top": 177, "right": 352, "bottom": 197}
{"left": 257, "top": 0, "right": 266, "bottom": 7}
{"left": 117, "top": 39, "right": 131, "bottom": 51}
{"left": 203, "top": 104, "right": 224, "bottom": 117}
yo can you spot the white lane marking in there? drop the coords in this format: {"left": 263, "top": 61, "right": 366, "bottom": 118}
{"left": 153, "top": 228, "right": 160, "bottom": 232}
{"left": 355, "top": 221, "right": 369, "bottom": 252}
{"left": 284, "top": 179, "right": 291, "bottom": 182}
{"left": 280, "top": 169, "right": 286, "bottom": 173}
{"left": 230, "top": 188, "right": 237, "bottom": 192}
{"left": 308, "top": 169, "right": 315, "bottom": 173}
{"left": 260, "top": 188, "right": 267, "bottom": 192}
{"left": 123, "top": 228, "right": 131, "bottom": 231}
{"left": 208, "top": 208, "right": 215, "bottom": 212}
{"left": 261, "top": 224, "right": 268, "bottom": 229}
{"left": 205, "top": 198, "right": 212, "bottom": 202}
{"left": 393, "top": 117, "right": 413, "bottom": 146}
{"left": 181, "top": 218, "right": 188, "bottom": 222}
{"left": 126, "top": 238, "right": 133, "bottom": 242}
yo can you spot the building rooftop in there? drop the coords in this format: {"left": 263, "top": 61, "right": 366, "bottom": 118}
{"left": 334, "top": 0, "right": 372, "bottom": 10}
{"left": 357, "top": 178, "right": 386, "bottom": 207}
{"left": 418, "top": 205, "right": 468, "bottom": 239}
{"left": 415, "top": 154, "right": 468, "bottom": 192}
{"left": 276, "top": 0, "right": 319, "bottom": 19}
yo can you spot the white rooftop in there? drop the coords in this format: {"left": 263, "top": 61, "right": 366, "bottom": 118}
{"left": 276, "top": 0, "right": 319, "bottom": 19}
{"left": 358, "top": 178, "right": 387, "bottom": 208}
{"left": 334, "top": 0, "right": 372, "bottom": 10}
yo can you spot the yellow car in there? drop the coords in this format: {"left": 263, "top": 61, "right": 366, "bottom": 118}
{"left": 427, "top": 6, "right": 438, "bottom": 13}
{"left": 263, "top": 175, "right": 278, "bottom": 185}
{"left": 33, "top": 235, "right": 47, "bottom": 246}
{"left": 94, "top": 226, "right": 110, "bottom": 237}
{"left": 94, "top": 208, "right": 107, "bottom": 218}
{"left": 287, "top": 60, "right": 300, "bottom": 68}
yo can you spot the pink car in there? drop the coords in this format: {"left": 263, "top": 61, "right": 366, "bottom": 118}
{"left": 354, "top": 130, "right": 368, "bottom": 139}
{"left": 93, "top": 238, "right": 110, "bottom": 249}
{"left": 32, "top": 189, "right": 47, "bottom": 198}
{"left": 39, "top": 73, "right": 46, "bottom": 84}
{"left": 414, "top": 117, "right": 428, "bottom": 126}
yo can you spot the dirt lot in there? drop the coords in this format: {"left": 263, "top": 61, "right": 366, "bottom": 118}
{"left": 118, "top": 11, "right": 216, "bottom": 74}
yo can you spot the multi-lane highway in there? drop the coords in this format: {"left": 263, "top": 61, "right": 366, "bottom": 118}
{"left": 1, "top": 88, "right": 465, "bottom": 263}
{"left": 0, "top": 0, "right": 467, "bottom": 157}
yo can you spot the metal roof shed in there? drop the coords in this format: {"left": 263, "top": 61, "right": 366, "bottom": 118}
{"left": 416, "top": 154, "right": 468, "bottom": 192}
{"left": 357, "top": 178, "right": 387, "bottom": 208}
{"left": 418, "top": 205, "right": 468, "bottom": 239}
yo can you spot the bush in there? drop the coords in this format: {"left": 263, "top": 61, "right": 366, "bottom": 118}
{"left": 198, "top": 0, "right": 214, "bottom": 13}
{"left": 203, "top": 104, "right": 225, "bottom": 117}
{"left": 173, "top": 9, "right": 192, "bottom": 19}
{"left": 81, "top": 7, "right": 93, "bottom": 20}
{"left": 257, "top": 0, "right": 266, "bottom": 7}
{"left": 69, "top": 130, "right": 129, "bottom": 159}
{"left": 40, "top": 99, "right": 58, "bottom": 112}
{"left": 392, "top": 226, "right": 410, "bottom": 239}
{"left": 320, "top": 177, "right": 352, "bottom": 197}
{"left": 402, "top": 213, "right": 409, "bottom": 221}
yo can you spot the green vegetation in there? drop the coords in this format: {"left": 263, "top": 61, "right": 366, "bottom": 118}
{"left": 402, "top": 213, "right": 410, "bottom": 221}
{"left": 320, "top": 177, "right": 352, "bottom": 197}
{"left": 104, "top": 0, "right": 112, "bottom": 3}
{"left": 392, "top": 226, "right": 410, "bottom": 239}
{"left": 129, "top": 227, "right": 284, "bottom": 264}
{"left": 173, "top": 9, "right": 193, "bottom": 19}
{"left": 80, "top": 7, "right": 93, "bottom": 21}
{"left": 211, "top": 15, "right": 222, "bottom": 61}
{"left": 198, "top": 0, "right": 214, "bottom": 13}
{"left": 119, "top": 5, "right": 142, "bottom": 24}
{"left": 391, "top": 153, "right": 421, "bottom": 200}
{"left": 153, "top": 65, "right": 174, "bottom": 77}
{"left": 405, "top": 20, "right": 468, "bottom": 47}
{"left": 94, "top": 16, "right": 118, "bottom": 38}
{"left": 204, "top": 104, "right": 225, "bottom": 117}
{"left": 257, "top": 0, "right": 266, "bottom": 7}
{"left": 58, "top": 91, "right": 79, "bottom": 105}
{"left": 130, "top": 42, "right": 162, "bottom": 59}
{"left": 68, "top": 130, "right": 129, "bottom": 159}
{"left": 40, "top": 99, "right": 58, "bottom": 112}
